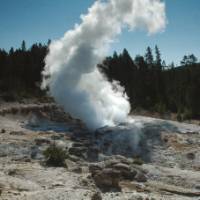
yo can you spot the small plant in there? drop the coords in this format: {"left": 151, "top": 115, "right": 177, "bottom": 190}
{"left": 133, "top": 156, "right": 144, "bottom": 165}
{"left": 43, "top": 144, "right": 67, "bottom": 167}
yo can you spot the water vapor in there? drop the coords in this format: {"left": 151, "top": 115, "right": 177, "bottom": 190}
{"left": 42, "top": 0, "right": 166, "bottom": 129}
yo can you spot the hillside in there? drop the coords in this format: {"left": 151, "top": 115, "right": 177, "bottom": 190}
{"left": 0, "top": 101, "right": 200, "bottom": 199}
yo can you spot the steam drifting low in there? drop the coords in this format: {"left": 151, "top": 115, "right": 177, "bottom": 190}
{"left": 42, "top": 0, "right": 166, "bottom": 129}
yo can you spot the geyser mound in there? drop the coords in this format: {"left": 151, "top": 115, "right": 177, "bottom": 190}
{"left": 42, "top": 0, "right": 166, "bottom": 129}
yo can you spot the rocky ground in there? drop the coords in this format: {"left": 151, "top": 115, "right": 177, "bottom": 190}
{"left": 0, "top": 102, "right": 200, "bottom": 200}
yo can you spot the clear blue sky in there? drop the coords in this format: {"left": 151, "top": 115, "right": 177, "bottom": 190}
{"left": 0, "top": 0, "right": 199, "bottom": 65}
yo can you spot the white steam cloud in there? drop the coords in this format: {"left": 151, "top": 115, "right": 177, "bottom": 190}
{"left": 42, "top": 0, "right": 166, "bottom": 129}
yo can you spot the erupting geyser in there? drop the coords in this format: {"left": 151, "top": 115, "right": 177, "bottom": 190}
{"left": 42, "top": 0, "right": 166, "bottom": 129}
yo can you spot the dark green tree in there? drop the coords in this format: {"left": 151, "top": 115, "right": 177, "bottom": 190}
{"left": 181, "top": 54, "right": 197, "bottom": 66}
{"left": 21, "top": 40, "right": 26, "bottom": 51}
{"left": 145, "top": 46, "right": 154, "bottom": 68}
{"left": 155, "top": 45, "right": 162, "bottom": 70}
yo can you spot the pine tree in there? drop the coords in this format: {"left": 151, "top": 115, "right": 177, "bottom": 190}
{"left": 9, "top": 47, "right": 14, "bottom": 55}
{"left": 155, "top": 45, "right": 162, "bottom": 70}
{"left": 21, "top": 40, "right": 26, "bottom": 51}
{"left": 145, "top": 46, "right": 154, "bottom": 68}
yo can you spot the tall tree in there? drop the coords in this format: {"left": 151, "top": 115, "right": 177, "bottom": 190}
{"left": 145, "top": 46, "right": 154, "bottom": 68}
{"left": 181, "top": 54, "right": 197, "bottom": 66}
{"left": 155, "top": 45, "right": 162, "bottom": 70}
{"left": 21, "top": 40, "right": 26, "bottom": 51}
{"left": 188, "top": 54, "right": 197, "bottom": 64}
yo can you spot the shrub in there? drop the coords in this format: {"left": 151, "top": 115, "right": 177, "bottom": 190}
{"left": 133, "top": 157, "right": 144, "bottom": 165}
{"left": 43, "top": 144, "right": 67, "bottom": 167}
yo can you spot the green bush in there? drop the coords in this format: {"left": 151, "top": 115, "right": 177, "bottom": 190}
{"left": 133, "top": 157, "right": 144, "bottom": 165}
{"left": 43, "top": 144, "right": 67, "bottom": 167}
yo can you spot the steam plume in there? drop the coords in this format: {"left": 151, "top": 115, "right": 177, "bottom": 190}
{"left": 42, "top": 0, "right": 166, "bottom": 129}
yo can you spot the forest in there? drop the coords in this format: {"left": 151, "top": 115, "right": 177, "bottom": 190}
{"left": 0, "top": 41, "right": 199, "bottom": 120}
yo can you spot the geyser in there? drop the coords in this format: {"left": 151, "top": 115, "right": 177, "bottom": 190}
{"left": 42, "top": 0, "right": 166, "bottom": 129}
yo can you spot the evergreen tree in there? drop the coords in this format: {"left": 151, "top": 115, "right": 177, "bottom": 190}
{"left": 145, "top": 46, "right": 154, "bottom": 68}
{"left": 155, "top": 45, "right": 162, "bottom": 70}
{"left": 47, "top": 39, "right": 51, "bottom": 46}
{"left": 188, "top": 54, "right": 197, "bottom": 64}
{"left": 134, "top": 55, "right": 146, "bottom": 70}
{"left": 21, "top": 40, "right": 26, "bottom": 51}
{"left": 162, "top": 60, "right": 167, "bottom": 69}
{"left": 181, "top": 54, "right": 197, "bottom": 66}
{"left": 9, "top": 47, "right": 14, "bottom": 55}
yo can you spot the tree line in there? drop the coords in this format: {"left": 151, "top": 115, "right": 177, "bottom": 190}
{"left": 98, "top": 47, "right": 200, "bottom": 120}
{"left": 0, "top": 40, "right": 49, "bottom": 99}
{"left": 0, "top": 41, "right": 199, "bottom": 119}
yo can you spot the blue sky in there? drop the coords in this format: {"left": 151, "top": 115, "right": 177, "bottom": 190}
{"left": 0, "top": 0, "right": 199, "bottom": 65}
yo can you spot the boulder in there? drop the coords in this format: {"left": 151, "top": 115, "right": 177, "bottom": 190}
{"left": 91, "top": 191, "right": 102, "bottom": 200}
{"left": 186, "top": 152, "right": 195, "bottom": 160}
{"left": 1, "top": 129, "right": 6, "bottom": 134}
{"left": 71, "top": 166, "right": 82, "bottom": 174}
{"left": 113, "top": 163, "right": 137, "bottom": 180}
{"left": 89, "top": 164, "right": 104, "bottom": 175}
{"left": 87, "top": 147, "right": 99, "bottom": 161}
{"left": 93, "top": 168, "right": 121, "bottom": 191}
{"left": 135, "top": 173, "right": 147, "bottom": 182}
{"left": 35, "top": 137, "right": 51, "bottom": 145}
{"left": 68, "top": 147, "right": 87, "bottom": 158}
{"left": 10, "top": 131, "right": 25, "bottom": 136}
{"left": 51, "top": 134, "right": 64, "bottom": 140}
{"left": 113, "top": 163, "right": 130, "bottom": 171}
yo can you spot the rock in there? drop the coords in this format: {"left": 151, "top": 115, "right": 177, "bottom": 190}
{"left": 135, "top": 173, "right": 147, "bottom": 182}
{"left": 91, "top": 191, "right": 102, "bottom": 200}
{"left": 7, "top": 169, "right": 19, "bottom": 176}
{"left": 87, "top": 147, "right": 99, "bottom": 161}
{"left": 71, "top": 166, "right": 82, "bottom": 173}
{"left": 35, "top": 137, "right": 51, "bottom": 145}
{"left": 10, "top": 131, "right": 25, "bottom": 135}
{"left": 54, "top": 140, "right": 66, "bottom": 149}
{"left": 122, "top": 169, "right": 137, "bottom": 180}
{"left": 113, "top": 163, "right": 130, "bottom": 171}
{"left": 114, "top": 155, "right": 132, "bottom": 164}
{"left": 12, "top": 156, "right": 31, "bottom": 162}
{"left": 90, "top": 158, "right": 141, "bottom": 191}
{"left": 133, "top": 158, "right": 144, "bottom": 165}
{"left": 113, "top": 163, "right": 137, "bottom": 180}
{"left": 30, "top": 146, "right": 39, "bottom": 159}
{"left": 195, "top": 185, "right": 200, "bottom": 190}
{"left": 186, "top": 152, "right": 195, "bottom": 160}
{"left": 68, "top": 155, "right": 81, "bottom": 162}
{"left": 93, "top": 168, "right": 121, "bottom": 191}
{"left": 89, "top": 164, "right": 104, "bottom": 175}
{"left": 51, "top": 182, "right": 65, "bottom": 187}
{"left": 1, "top": 129, "right": 6, "bottom": 133}
{"left": 104, "top": 158, "right": 119, "bottom": 167}
{"left": 72, "top": 142, "right": 85, "bottom": 147}
{"left": 81, "top": 178, "right": 91, "bottom": 187}
{"left": 68, "top": 147, "right": 87, "bottom": 157}
{"left": 51, "top": 134, "right": 64, "bottom": 140}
